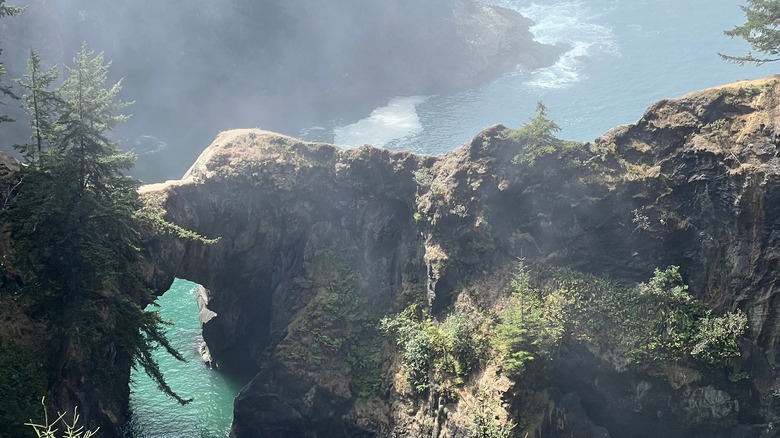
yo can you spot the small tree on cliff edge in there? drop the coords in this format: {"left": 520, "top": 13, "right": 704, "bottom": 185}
{"left": 10, "top": 44, "right": 192, "bottom": 405}
{"left": 720, "top": 0, "right": 780, "bottom": 65}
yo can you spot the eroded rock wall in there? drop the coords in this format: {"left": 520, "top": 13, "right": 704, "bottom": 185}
{"left": 140, "top": 131, "right": 427, "bottom": 372}
{"left": 138, "top": 76, "right": 780, "bottom": 437}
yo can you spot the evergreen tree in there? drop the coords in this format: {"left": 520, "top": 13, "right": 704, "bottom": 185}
{"left": 508, "top": 102, "right": 580, "bottom": 166}
{"left": 10, "top": 44, "right": 191, "bottom": 405}
{"left": 721, "top": 0, "right": 780, "bottom": 65}
{"left": 0, "top": 0, "right": 24, "bottom": 123}
{"left": 16, "top": 50, "right": 60, "bottom": 161}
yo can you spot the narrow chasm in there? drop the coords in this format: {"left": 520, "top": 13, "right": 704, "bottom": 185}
{"left": 127, "top": 279, "right": 253, "bottom": 437}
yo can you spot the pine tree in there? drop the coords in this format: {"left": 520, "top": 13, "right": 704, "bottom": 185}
{"left": 0, "top": 0, "right": 24, "bottom": 123}
{"left": 10, "top": 44, "right": 191, "bottom": 405}
{"left": 720, "top": 0, "right": 780, "bottom": 65}
{"left": 16, "top": 49, "right": 60, "bottom": 161}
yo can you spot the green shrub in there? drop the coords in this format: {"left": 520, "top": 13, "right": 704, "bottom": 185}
{"left": 728, "top": 371, "right": 749, "bottom": 383}
{"left": 381, "top": 304, "right": 488, "bottom": 394}
{"left": 692, "top": 311, "right": 748, "bottom": 367}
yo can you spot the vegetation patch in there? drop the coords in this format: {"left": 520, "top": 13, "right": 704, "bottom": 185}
{"left": 383, "top": 261, "right": 747, "bottom": 401}
{"left": 380, "top": 302, "right": 489, "bottom": 394}
{"left": 0, "top": 343, "right": 46, "bottom": 437}
{"left": 290, "top": 253, "right": 384, "bottom": 398}
{"left": 502, "top": 102, "right": 584, "bottom": 168}
{"left": 498, "top": 263, "right": 748, "bottom": 371}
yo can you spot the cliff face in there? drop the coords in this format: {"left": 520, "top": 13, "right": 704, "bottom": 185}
{"left": 138, "top": 76, "right": 780, "bottom": 437}
{"left": 5, "top": 76, "right": 780, "bottom": 436}
{"left": 0, "top": 2, "right": 567, "bottom": 432}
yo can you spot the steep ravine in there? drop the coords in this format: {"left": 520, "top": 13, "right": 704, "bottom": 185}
{"left": 138, "top": 76, "right": 780, "bottom": 437}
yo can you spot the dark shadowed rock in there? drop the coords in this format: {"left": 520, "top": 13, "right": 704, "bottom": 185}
{"left": 135, "top": 75, "right": 780, "bottom": 437}
{"left": 8, "top": 76, "right": 780, "bottom": 436}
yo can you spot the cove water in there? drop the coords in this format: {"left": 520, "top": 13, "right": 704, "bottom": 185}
{"left": 129, "top": 0, "right": 776, "bottom": 435}
{"left": 127, "top": 280, "right": 248, "bottom": 437}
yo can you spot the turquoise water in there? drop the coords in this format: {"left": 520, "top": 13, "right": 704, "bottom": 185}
{"left": 131, "top": 1, "right": 779, "bottom": 435}
{"left": 127, "top": 279, "right": 248, "bottom": 437}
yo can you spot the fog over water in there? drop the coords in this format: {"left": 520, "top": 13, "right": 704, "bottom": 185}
{"left": 0, "top": 0, "right": 494, "bottom": 181}
{"left": 0, "top": 0, "right": 773, "bottom": 180}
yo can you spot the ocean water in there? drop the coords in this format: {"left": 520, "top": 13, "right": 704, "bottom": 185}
{"left": 127, "top": 280, "right": 248, "bottom": 437}
{"left": 130, "top": 1, "right": 776, "bottom": 435}
{"left": 313, "top": 0, "right": 775, "bottom": 153}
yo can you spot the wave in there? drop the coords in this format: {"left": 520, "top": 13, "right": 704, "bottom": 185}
{"left": 486, "top": 0, "right": 619, "bottom": 89}
{"left": 333, "top": 96, "right": 428, "bottom": 148}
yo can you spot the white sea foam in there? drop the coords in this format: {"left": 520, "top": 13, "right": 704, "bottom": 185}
{"left": 526, "top": 40, "right": 592, "bottom": 89}
{"left": 333, "top": 96, "right": 428, "bottom": 148}
{"left": 486, "top": 0, "right": 618, "bottom": 89}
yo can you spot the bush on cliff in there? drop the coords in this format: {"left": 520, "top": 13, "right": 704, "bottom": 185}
{"left": 383, "top": 262, "right": 748, "bottom": 398}
{"left": 497, "top": 264, "right": 748, "bottom": 371}
{"left": 381, "top": 302, "right": 488, "bottom": 394}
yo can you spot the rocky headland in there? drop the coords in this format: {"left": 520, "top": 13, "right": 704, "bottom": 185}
{"left": 132, "top": 76, "right": 780, "bottom": 437}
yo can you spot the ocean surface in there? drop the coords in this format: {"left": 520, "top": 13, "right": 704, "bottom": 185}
{"left": 129, "top": 0, "right": 776, "bottom": 435}
{"left": 127, "top": 280, "right": 247, "bottom": 437}
{"left": 316, "top": 0, "right": 775, "bottom": 152}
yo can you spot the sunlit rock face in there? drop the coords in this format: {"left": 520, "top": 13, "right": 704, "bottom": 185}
{"left": 140, "top": 76, "right": 780, "bottom": 437}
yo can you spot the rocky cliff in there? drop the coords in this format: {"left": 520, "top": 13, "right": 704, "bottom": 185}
{"left": 137, "top": 76, "right": 780, "bottom": 437}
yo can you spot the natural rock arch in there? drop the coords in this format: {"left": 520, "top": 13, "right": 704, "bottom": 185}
{"left": 138, "top": 80, "right": 780, "bottom": 435}
{"left": 139, "top": 130, "right": 427, "bottom": 371}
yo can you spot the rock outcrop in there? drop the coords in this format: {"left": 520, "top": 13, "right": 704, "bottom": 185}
{"left": 138, "top": 76, "right": 780, "bottom": 437}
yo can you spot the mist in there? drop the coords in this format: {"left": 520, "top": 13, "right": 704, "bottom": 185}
{"left": 0, "top": 0, "right": 559, "bottom": 182}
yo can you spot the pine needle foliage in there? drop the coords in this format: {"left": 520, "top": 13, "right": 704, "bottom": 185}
{"left": 0, "top": 0, "right": 24, "bottom": 123}
{"left": 16, "top": 50, "right": 61, "bottom": 162}
{"left": 9, "top": 44, "right": 191, "bottom": 405}
{"left": 504, "top": 102, "right": 582, "bottom": 166}
{"left": 720, "top": 0, "right": 780, "bottom": 65}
